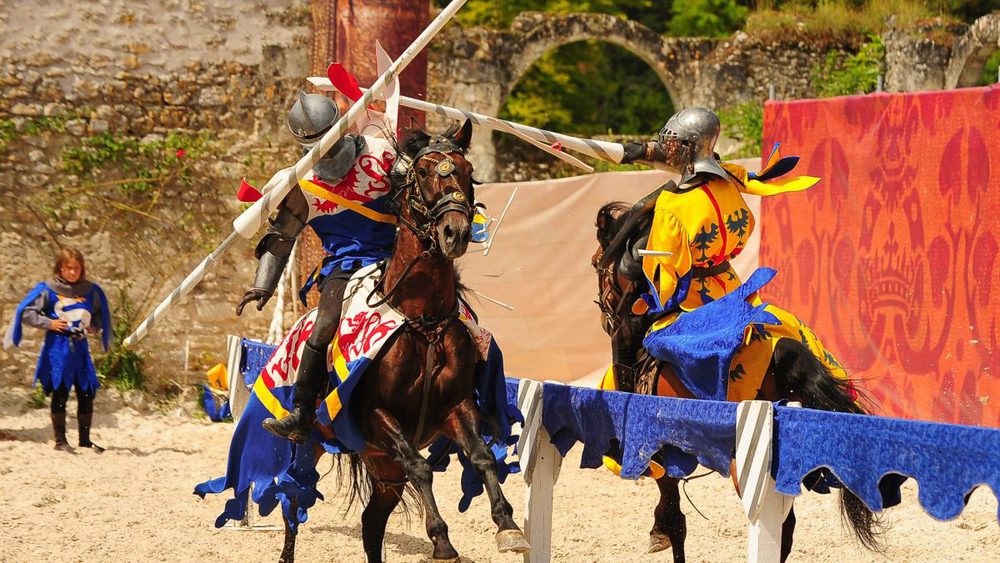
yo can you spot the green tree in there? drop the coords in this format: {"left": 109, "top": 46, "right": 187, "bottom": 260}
{"left": 668, "top": 0, "right": 751, "bottom": 37}
{"left": 812, "top": 34, "right": 885, "bottom": 97}
{"left": 499, "top": 40, "right": 673, "bottom": 136}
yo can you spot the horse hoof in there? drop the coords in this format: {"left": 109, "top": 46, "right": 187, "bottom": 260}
{"left": 648, "top": 531, "right": 672, "bottom": 553}
{"left": 496, "top": 529, "right": 531, "bottom": 553}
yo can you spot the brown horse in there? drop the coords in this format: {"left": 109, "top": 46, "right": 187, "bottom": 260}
{"left": 278, "top": 121, "right": 529, "bottom": 563}
{"left": 592, "top": 199, "right": 883, "bottom": 563}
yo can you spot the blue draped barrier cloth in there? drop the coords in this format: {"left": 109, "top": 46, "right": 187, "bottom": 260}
{"left": 539, "top": 382, "right": 738, "bottom": 479}
{"left": 240, "top": 338, "right": 274, "bottom": 387}
{"left": 773, "top": 405, "right": 1000, "bottom": 522}
{"left": 196, "top": 338, "right": 519, "bottom": 529}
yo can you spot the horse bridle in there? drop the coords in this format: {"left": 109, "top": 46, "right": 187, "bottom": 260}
{"left": 594, "top": 255, "right": 635, "bottom": 338}
{"left": 393, "top": 140, "right": 474, "bottom": 247}
{"left": 368, "top": 144, "right": 474, "bottom": 310}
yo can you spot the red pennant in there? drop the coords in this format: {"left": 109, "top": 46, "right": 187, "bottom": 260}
{"left": 327, "top": 63, "right": 364, "bottom": 102}
{"left": 237, "top": 178, "right": 262, "bottom": 202}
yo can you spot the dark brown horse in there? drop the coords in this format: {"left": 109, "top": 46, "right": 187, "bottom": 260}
{"left": 592, "top": 199, "right": 883, "bottom": 563}
{"left": 279, "top": 121, "right": 529, "bottom": 563}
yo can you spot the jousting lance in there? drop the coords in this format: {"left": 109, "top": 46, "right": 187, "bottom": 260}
{"left": 306, "top": 78, "right": 632, "bottom": 165}
{"left": 123, "top": 0, "right": 470, "bottom": 347}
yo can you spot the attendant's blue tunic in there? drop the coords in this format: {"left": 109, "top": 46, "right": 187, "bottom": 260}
{"left": 11, "top": 281, "right": 111, "bottom": 394}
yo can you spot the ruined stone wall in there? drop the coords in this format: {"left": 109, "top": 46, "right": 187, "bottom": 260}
{"left": 0, "top": 0, "right": 311, "bottom": 396}
{"left": 1, "top": 2, "right": 992, "bottom": 398}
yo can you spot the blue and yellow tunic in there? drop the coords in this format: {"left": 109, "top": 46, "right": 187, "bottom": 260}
{"left": 603, "top": 160, "right": 848, "bottom": 402}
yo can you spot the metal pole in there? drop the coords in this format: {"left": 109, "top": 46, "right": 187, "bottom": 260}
{"left": 483, "top": 187, "right": 518, "bottom": 257}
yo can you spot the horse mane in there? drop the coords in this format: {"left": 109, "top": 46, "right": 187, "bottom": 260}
{"left": 398, "top": 127, "right": 432, "bottom": 157}
{"left": 596, "top": 201, "right": 637, "bottom": 259}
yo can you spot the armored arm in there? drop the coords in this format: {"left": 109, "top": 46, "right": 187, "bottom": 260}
{"left": 237, "top": 189, "right": 310, "bottom": 315}
{"left": 620, "top": 141, "right": 665, "bottom": 165}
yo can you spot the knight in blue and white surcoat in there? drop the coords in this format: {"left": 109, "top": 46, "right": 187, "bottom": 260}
{"left": 236, "top": 92, "right": 399, "bottom": 443}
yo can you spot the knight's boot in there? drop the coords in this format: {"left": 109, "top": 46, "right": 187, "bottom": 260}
{"left": 78, "top": 412, "right": 105, "bottom": 452}
{"left": 52, "top": 412, "right": 70, "bottom": 451}
{"left": 262, "top": 341, "right": 327, "bottom": 444}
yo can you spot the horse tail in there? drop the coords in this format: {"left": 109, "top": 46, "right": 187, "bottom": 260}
{"left": 771, "top": 338, "right": 887, "bottom": 552}
{"left": 336, "top": 453, "right": 419, "bottom": 522}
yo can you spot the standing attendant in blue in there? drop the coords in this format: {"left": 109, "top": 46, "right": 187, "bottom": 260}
{"left": 7, "top": 248, "right": 111, "bottom": 451}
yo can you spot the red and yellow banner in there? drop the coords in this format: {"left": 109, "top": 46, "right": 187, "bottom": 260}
{"left": 760, "top": 86, "right": 1000, "bottom": 427}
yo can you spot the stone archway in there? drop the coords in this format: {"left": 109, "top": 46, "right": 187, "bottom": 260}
{"left": 945, "top": 13, "right": 1000, "bottom": 88}
{"left": 426, "top": 12, "right": 714, "bottom": 180}
{"left": 501, "top": 12, "right": 693, "bottom": 112}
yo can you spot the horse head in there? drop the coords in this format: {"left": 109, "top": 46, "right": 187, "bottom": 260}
{"left": 593, "top": 200, "right": 657, "bottom": 392}
{"left": 593, "top": 201, "right": 655, "bottom": 337}
{"left": 395, "top": 119, "right": 475, "bottom": 260}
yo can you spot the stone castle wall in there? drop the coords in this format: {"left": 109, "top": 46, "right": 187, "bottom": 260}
{"left": 1, "top": 2, "right": 992, "bottom": 396}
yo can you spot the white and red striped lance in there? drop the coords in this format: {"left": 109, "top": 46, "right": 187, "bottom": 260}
{"left": 123, "top": 0, "right": 470, "bottom": 348}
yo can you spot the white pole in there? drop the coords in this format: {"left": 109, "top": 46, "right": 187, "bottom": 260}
{"left": 124, "top": 0, "right": 469, "bottom": 347}
{"left": 517, "top": 379, "right": 561, "bottom": 563}
{"left": 737, "top": 400, "right": 794, "bottom": 563}
{"left": 308, "top": 78, "right": 627, "bottom": 164}
{"left": 483, "top": 187, "right": 518, "bottom": 257}
{"left": 471, "top": 290, "right": 514, "bottom": 311}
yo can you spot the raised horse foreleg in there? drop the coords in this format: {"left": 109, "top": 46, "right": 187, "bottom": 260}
{"left": 446, "top": 400, "right": 530, "bottom": 554}
{"left": 360, "top": 454, "right": 407, "bottom": 563}
{"left": 370, "top": 408, "right": 459, "bottom": 562}
{"left": 650, "top": 474, "right": 687, "bottom": 562}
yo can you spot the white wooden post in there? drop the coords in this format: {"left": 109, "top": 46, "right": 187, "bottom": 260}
{"left": 737, "top": 400, "right": 795, "bottom": 563}
{"left": 222, "top": 335, "right": 283, "bottom": 531}
{"left": 516, "top": 379, "right": 563, "bottom": 563}
{"left": 225, "top": 335, "right": 249, "bottom": 421}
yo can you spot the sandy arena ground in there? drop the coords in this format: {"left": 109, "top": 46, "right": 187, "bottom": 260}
{"left": 1, "top": 388, "right": 997, "bottom": 563}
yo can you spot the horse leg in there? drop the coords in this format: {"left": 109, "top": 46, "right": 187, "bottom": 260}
{"left": 371, "top": 408, "right": 459, "bottom": 562}
{"left": 445, "top": 400, "right": 530, "bottom": 554}
{"left": 279, "top": 497, "right": 299, "bottom": 563}
{"left": 360, "top": 455, "right": 407, "bottom": 563}
{"left": 650, "top": 475, "right": 687, "bottom": 562}
{"left": 781, "top": 506, "right": 796, "bottom": 562}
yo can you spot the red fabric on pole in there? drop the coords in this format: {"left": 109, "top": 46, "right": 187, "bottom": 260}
{"left": 760, "top": 86, "right": 1000, "bottom": 427}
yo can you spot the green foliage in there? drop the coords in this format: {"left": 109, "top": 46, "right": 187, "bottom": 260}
{"left": 719, "top": 101, "right": 764, "bottom": 158}
{"left": 980, "top": 49, "right": 1000, "bottom": 86}
{"left": 27, "top": 385, "right": 47, "bottom": 409}
{"left": 97, "top": 289, "right": 145, "bottom": 393}
{"left": 0, "top": 115, "right": 70, "bottom": 153}
{"left": 500, "top": 40, "right": 673, "bottom": 137}
{"left": 812, "top": 34, "right": 885, "bottom": 97}
{"left": 668, "top": 0, "right": 750, "bottom": 37}
{"left": 439, "top": 0, "right": 674, "bottom": 33}
{"left": 60, "top": 130, "right": 216, "bottom": 195}
{"left": 746, "top": 0, "right": 938, "bottom": 41}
